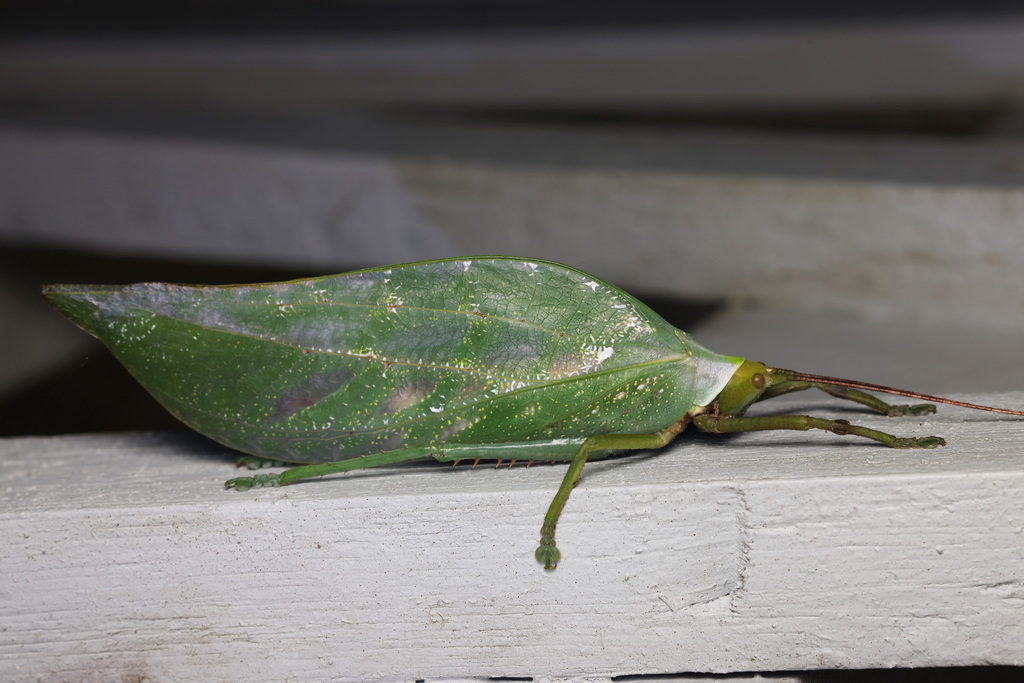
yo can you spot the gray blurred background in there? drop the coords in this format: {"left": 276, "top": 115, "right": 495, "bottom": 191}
{"left": 2, "top": 0, "right": 1024, "bottom": 439}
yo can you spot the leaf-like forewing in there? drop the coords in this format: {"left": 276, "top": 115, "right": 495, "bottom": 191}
{"left": 45, "top": 258, "right": 741, "bottom": 461}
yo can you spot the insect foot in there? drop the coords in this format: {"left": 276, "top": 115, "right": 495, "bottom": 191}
{"left": 535, "top": 541, "right": 561, "bottom": 571}
{"left": 891, "top": 435, "right": 946, "bottom": 448}
{"left": 225, "top": 473, "right": 282, "bottom": 491}
{"left": 885, "top": 403, "right": 937, "bottom": 417}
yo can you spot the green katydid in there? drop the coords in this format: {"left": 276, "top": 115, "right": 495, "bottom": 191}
{"left": 43, "top": 256, "right": 1024, "bottom": 569}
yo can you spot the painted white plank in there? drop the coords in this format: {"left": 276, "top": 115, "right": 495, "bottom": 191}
{"left": 2, "top": 121, "right": 1024, "bottom": 331}
{"left": 2, "top": 393, "right": 1022, "bottom": 681}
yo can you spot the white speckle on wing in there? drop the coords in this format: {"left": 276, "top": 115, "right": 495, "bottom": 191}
{"left": 577, "top": 344, "right": 616, "bottom": 374}
{"left": 624, "top": 317, "right": 647, "bottom": 333}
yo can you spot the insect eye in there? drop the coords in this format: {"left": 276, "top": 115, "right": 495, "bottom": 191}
{"left": 751, "top": 373, "right": 765, "bottom": 389}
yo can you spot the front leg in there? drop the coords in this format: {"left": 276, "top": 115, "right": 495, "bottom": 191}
{"left": 760, "top": 380, "right": 936, "bottom": 417}
{"left": 692, "top": 413, "right": 945, "bottom": 448}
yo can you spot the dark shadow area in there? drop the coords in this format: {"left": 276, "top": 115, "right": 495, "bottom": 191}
{"left": 384, "top": 102, "right": 1012, "bottom": 139}
{"left": 613, "top": 666, "right": 1024, "bottom": 681}
{"left": 6, "top": 1, "right": 1024, "bottom": 39}
{"left": 800, "top": 667, "right": 1024, "bottom": 683}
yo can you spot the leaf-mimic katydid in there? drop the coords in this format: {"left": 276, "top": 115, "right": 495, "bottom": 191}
{"left": 43, "top": 257, "right": 1024, "bottom": 569}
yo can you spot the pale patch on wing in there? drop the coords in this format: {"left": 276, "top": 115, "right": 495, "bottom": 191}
{"left": 386, "top": 380, "right": 434, "bottom": 413}
{"left": 440, "top": 417, "right": 473, "bottom": 439}
{"left": 457, "top": 379, "right": 485, "bottom": 399}
{"left": 274, "top": 368, "right": 353, "bottom": 419}
{"left": 545, "top": 352, "right": 587, "bottom": 379}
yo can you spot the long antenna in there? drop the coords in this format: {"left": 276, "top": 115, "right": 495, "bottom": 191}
{"left": 784, "top": 371, "right": 1024, "bottom": 416}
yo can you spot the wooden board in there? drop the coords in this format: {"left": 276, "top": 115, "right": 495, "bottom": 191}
{"left": 2, "top": 393, "right": 1023, "bottom": 681}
